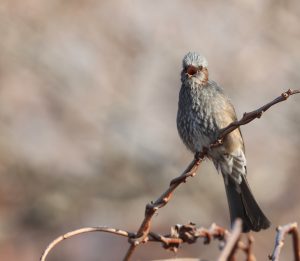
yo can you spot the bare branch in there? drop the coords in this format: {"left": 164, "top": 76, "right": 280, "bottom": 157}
{"left": 40, "top": 222, "right": 229, "bottom": 261}
{"left": 40, "top": 227, "right": 133, "bottom": 261}
{"left": 218, "top": 89, "right": 300, "bottom": 141}
{"left": 124, "top": 157, "right": 204, "bottom": 260}
{"left": 269, "top": 222, "right": 300, "bottom": 261}
{"left": 239, "top": 235, "right": 256, "bottom": 261}
{"left": 149, "top": 222, "right": 229, "bottom": 252}
{"left": 218, "top": 219, "right": 242, "bottom": 261}
{"left": 40, "top": 89, "right": 299, "bottom": 261}
{"left": 40, "top": 221, "right": 300, "bottom": 261}
{"left": 124, "top": 89, "right": 300, "bottom": 260}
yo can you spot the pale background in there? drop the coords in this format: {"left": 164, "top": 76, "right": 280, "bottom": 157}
{"left": 0, "top": 0, "right": 299, "bottom": 260}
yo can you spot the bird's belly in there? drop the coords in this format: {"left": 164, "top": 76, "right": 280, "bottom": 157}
{"left": 190, "top": 122, "right": 213, "bottom": 152}
{"left": 179, "top": 113, "right": 217, "bottom": 153}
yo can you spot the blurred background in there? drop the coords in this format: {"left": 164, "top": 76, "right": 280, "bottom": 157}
{"left": 0, "top": 0, "right": 299, "bottom": 260}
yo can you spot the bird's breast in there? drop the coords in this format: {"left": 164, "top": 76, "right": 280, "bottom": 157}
{"left": 177, "top": 85, "right": 219, "bottom": 152}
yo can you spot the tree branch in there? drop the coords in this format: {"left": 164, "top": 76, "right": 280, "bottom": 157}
{"left": 218, "top": 89, "right": 300, "bottom": 140}
{"left": 269, "top": 222, "right": 300, "bottom": 261}
{"left": 218, "top": 219, "right": 242, "bottom": 261}
{"left": 123, "top": 157, "right": 204, "bottom": 260}
{"left": 40, "top": 222, "right": 229, "bottom": 261}
{"left": 239, "top": 235, "right": 256, "bottom": 261}
{"left": 40, "top": 227, "right": 133, "bottom": 261}
{"left": 40, "top": 220, "right": 300, "bottom": 261}
{"left": 149, "top": 222, "right": 229, "bottom": 252}
{"left": 40, "top": 89, "right": 299, "bottom": 261}
{"left": 124, "top": 89, "right": 300, "bottom": 260}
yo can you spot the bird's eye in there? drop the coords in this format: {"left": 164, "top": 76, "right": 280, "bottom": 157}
{"left": 198, "top": 65, "right": 203, "bottom": 71}
{"left": 186, "top": 65, "right": 198, "bottom": 76}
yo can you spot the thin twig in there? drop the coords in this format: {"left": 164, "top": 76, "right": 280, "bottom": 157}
{"left": 238, "top": 235, "right": 256, "bottom": 261}
{"left": 40, "top": 221, "right": 300, "bottom": 261}
{"left": 40, "top": 222, "right": 229, "bottom": 261}
{"left": 218, "top": 89, "right": 300, "bottom": 141}
{"left": 124, "top": 89, "right": 300, "bottom": 260}
{"left": 149, "top": 222, "right": 229, "bottom": 252}
{"left": 40, "top": 227, "right": 133, "bottom": 261}
{"left": 123, "top": 157, "right": 204, "bottom": 260}
{"left": 269, "top": 222, "right": 300, "bottom": 261}
{"left": 218, "top": 219, "right": 242, "bottom": 261}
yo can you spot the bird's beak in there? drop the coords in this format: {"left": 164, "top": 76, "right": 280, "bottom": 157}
{"left": 186, "top": 65, "right": 198, "bottom": 77}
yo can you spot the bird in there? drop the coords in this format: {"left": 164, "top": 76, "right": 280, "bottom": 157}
{"left": 176, "top": 51, "right": 270, "bottom": 232}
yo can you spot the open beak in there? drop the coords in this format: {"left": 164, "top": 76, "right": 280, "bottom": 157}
{"left": 186, "top": 65, "right": 198, "bottom": 77}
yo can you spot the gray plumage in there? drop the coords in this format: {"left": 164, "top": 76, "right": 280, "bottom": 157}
{"left": 177, "top": 52, "right": 270, "bottom": 232}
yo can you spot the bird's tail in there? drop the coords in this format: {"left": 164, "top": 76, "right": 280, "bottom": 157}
{"left": 224, "top": 174, "right": 271, "bottom": 232}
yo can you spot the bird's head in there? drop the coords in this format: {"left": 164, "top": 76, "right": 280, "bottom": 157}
{"left": 181, "top": 52, "right": 209, "bottom": 85}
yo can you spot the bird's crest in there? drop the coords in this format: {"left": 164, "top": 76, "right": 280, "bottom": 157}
{"left": 182, "top": 52, "right": 208, "bottom": 68}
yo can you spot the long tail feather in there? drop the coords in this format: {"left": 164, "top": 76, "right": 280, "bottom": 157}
{"left": 224, "top": 174, "right": 271, "bottom": 232}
